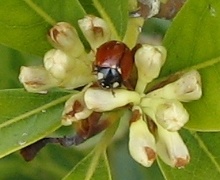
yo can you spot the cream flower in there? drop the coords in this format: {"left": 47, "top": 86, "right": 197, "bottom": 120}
{"left": 78, "top": 15, "right": 111, "bottom": 51}
{"left": 141, "top": 97, "right": 189, "bottom": 131}
{"left": 135, "top": 44, "right": 167, "bottom": 93}
{"left": 19, "top": 15, "right": 202, "bottom": 169}
{"left": 156, "top": 125, "right": 190, "bottom": 168}
{"left": 129, "top": 106, "right": 156, "bottom": 167}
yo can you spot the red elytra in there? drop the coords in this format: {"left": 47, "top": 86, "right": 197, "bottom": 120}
{"left": 95, "top": 40, "right": 134, "bottom": 82}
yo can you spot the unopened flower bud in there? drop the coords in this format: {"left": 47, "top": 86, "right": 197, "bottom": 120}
{"left": 135, "top": 44, "right": 167, "bottom": 93}
{"left": 144, "top": 0, "right": 160, "bottom": 18}
{"left": 130, "top": 0, "right": 160, "bottom": 18}
{"left": 62, "top": 92, "right": 93, "bottom": 126}
{"left": 44, "top": 49, "right": 74, "bottom": 82}
{"left": 147, "top": 70, "right": 202, "bottom": 102}
{"left": 129, "top": 106, "right": 156, "bottom": 167}
{"left": 84, "top": 88, "right": 140, "bottom": 112}
{"left": 48, "top": 22, "right": 84, "bottom": 57}
{"left": 156, "top": 125, "right": 190, "bottom": 168}
{"left": 78, "top": 15, "right": 111, "bottom": 51}
{"left": 60, "top": 53, "right": 95, "bottom": 89}
{"left": 19, "top": 66, "right": 58, "bottom": 93}
{"left": 141, "top": 98, "right": 189, "bottom": 131}
{"left": 44, "top": 50, "right": 94, "bottom": 89}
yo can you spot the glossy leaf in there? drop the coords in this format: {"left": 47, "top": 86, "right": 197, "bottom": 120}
{"left": 63, "top": 151, "right": 111, "bottom": 180}
{"left": 0, "top": 0, "right": 86, "bottom": 56}
{"left": 158, "top": 130, "right": 220, "bottom": 180}
{"left": 162, "top": 0, "right": 220, "bottom": 131}
{"left": 0, "top": 89, "right": 72, "bottom": 158}
{"left": 108, "top": 137, "right": 164, "bottom": 180}
{"left": 93, "top": 0, "right": 128, "bottom": 40}
{"left": 0, "top": 146, "right": 84, "bottom": 180}
{"left": 79, "top": 0, "right": 100, "bottom": 16}
{"left": 0, "top": 45, "right": 26, "bottom": 89}
{"left": 0, "top": 0, "right": 129, "bottom": 57}
{"left": 63, "top": 115, "right": 120, "bottom": 179}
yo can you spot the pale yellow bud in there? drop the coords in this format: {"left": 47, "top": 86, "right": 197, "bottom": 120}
{"left": 59, "top": 53, "right": 95, "bottom": 89}
{"left": 146, "top": 70, "right": 202, "bottom": 102}
{"left": 131, "top": 0, "right": 160, "bottom": 18}
{"left": 144, "top": 0, "right": 161, "bottom": 18}
{"left": 84, "top": 88, "right": 141, "bottom": 112}
{"left": 44, "top": 49, "right": 74, "bottom": 82}
{"left": 156, "top": 125, "right": 190, "bottom": 168}
{"left": 44, "top": 50, "right": 94, "bottom": 89}
{"left": 135, "top": 44, "right": 167, "bottom": 93}
{"left": 48, "top": 22, "right": 84, "bottom": 57}
{"left": 62, "top": 92, "right": 93, "bottom": 126}
{"left": 129, "top": 106, "right": 156, "bottom": 167}
{"left": 141, "top": 98, "right": 189, "bottom": 131}
{"left": 19, "top": 66, "right": 58, "bottom": 93}
{"left": 78, "top": 15, "right": 111, "bottom": 51}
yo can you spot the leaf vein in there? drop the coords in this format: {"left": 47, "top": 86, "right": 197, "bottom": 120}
{"left": 92, "top": 0, "right": 120, "bottom": 40}
{"left": 23, "top": 0, "right": 56, "bottom": 25}
{"left": 0, "top": 94, "right": 71, "bottom": 129}
{"left": 191, "top": 132, "right": 220, "bottom": 173}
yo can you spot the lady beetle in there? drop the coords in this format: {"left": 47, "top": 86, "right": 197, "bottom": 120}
{"left": 94, "top": 40, "right": 134, "bottom": 89}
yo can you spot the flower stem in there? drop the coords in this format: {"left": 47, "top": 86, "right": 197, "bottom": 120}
{"left": 85, "top": 110, "right": 122, "bottom": 180}
{"left": 135, "top": 78, "right": 147, "bottom": 94}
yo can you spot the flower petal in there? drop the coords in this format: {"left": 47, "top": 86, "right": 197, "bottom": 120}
{"left": 48, "top": 22, "right": 85, "bottom": 57}
{"left": 19, "top": 66, "right": 58, "bottom": 93}
{"left": 44, "top": 49, "right": 74, "bottom": 81}
{"left": 44, "top": 49, "right": 95, "bottom": 89}
{"left": 141, "top": 97, "right": 189, "bottom": 131}
{"left": 78, "top": 15, "right": 111, "bottom": 51}
{"left": 129, "top": 106, "right": 156, "bottom": 167}
{"left": 147, "top": 70, "right": 202, "bottom": 102}
{"left": 134, "top": 44, "right": 167, "bottom": 93}
{"left": 156, "top": 125, "right": 190, "bottom": 168}
{"left": 84, "top": 88, "right": 140, "bottom": 112}
{"left": 62, "top": 92, "right": 93, "bottom": 126}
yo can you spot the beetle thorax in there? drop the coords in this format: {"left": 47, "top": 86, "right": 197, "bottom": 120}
{"left": 95, "top": 66, "right": 122, "bottom": 89}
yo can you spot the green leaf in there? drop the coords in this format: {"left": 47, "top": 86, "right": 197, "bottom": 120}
{"left": 63, "top": 114, "right": 120, "bottom": 179}
{"left": 0, "top": 44, "right": 41, "bottom": 89}
{"left": 0, "top": 0, "right": 86, "bottom": 56}
{"left": 162, "top": 0, "right": 220, "bottom": 131}
{"left": 0, "top": 45, "right": 25, "bottom": 89}
{"left": 79, "top": 0, "right": 100, "bottom": 16}
{"left": 108, "top": 137, "right": 164, "bottom": 180}
{"left": 63, "top": 151, "right": 112, "bottom": 180}
{"left": 158, "top": 130, "right": 220, "bottom": 180}
{"left": 0, "top": 89, "right": 72, "bottom": 158}
{"left": 0, "top": 146, "right": 84, "bottom": 180}
{"left": 93, "top": 0, "right": 129, "bottom": 40}
{"left": 0, "top": 0, "right": 129, "bottom": 57}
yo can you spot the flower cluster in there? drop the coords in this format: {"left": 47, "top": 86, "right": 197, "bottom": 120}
{"left": 19, "top": 15, "right": 202, "bottom": 168}
{"left": 62, "top": 45, "right": 202, "bottom": 168}
{"left": 19, "top": 15, "right": 112, "bottom": 93}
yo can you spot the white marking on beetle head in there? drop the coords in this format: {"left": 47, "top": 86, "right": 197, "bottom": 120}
{"left": 117, "top": 67, "right": 122, "bottom": 73}
{"left": 97, "top": 72, "right": 104, "bottom": 80}
{"left": 101, "top": 82, "right": 109, "bottom": 88}
{"left": 111, "top": 65, "right": 117, "bottom": 68}
{"left": 112, "top": 82, "right": 120, "bottom": 88}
